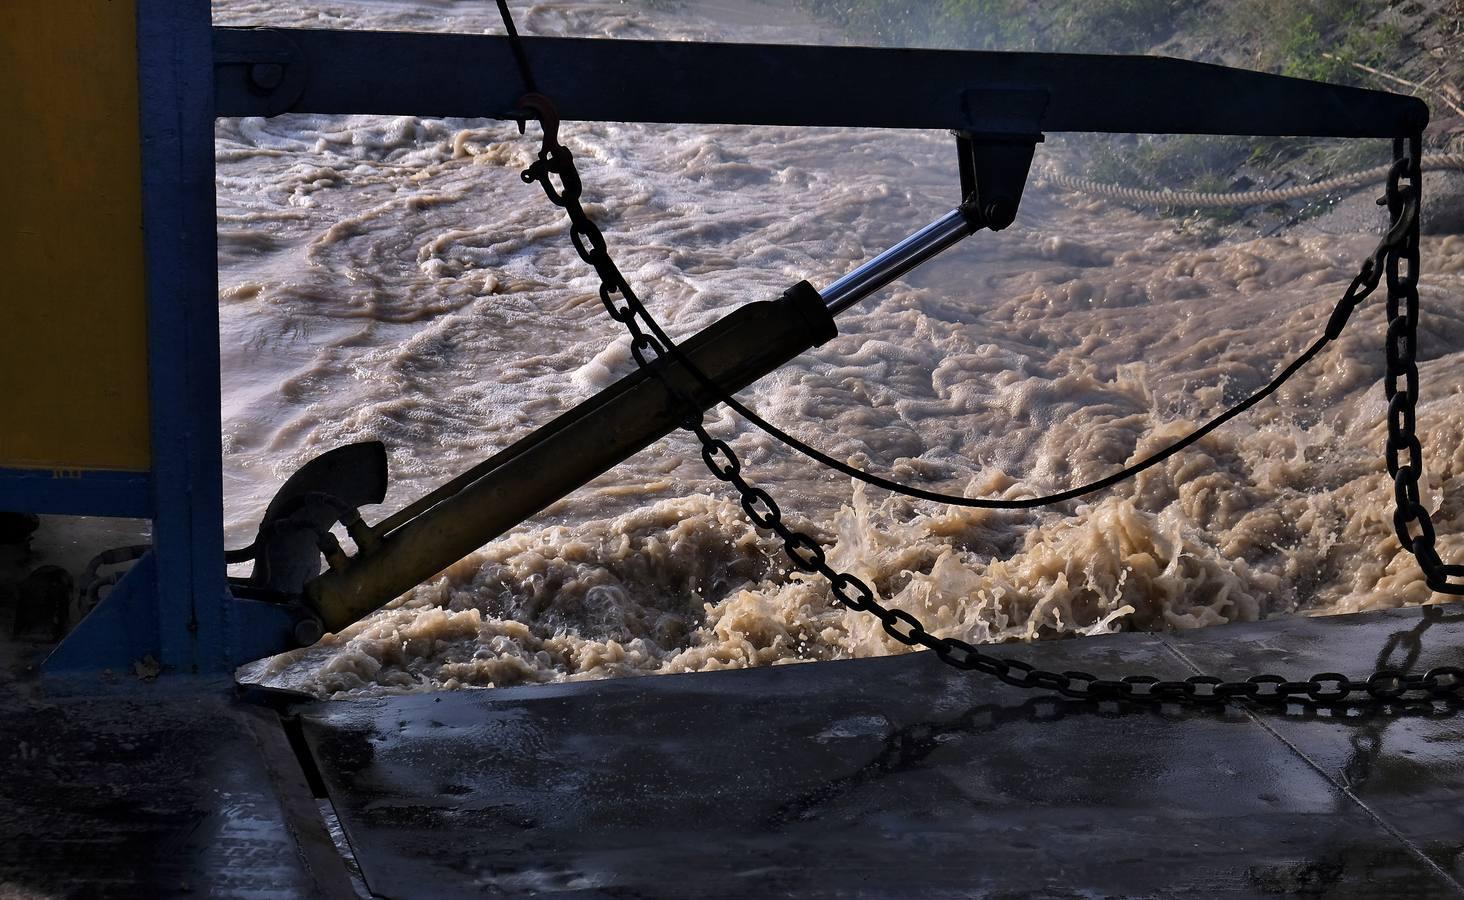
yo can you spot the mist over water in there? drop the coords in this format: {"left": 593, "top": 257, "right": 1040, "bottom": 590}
{"left": 218, "top": 0, "right": 1464, "bottom": 696}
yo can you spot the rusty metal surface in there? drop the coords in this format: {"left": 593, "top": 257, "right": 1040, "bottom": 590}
{"left": 300, "top": 606, "right": 1464, "bottom": 898}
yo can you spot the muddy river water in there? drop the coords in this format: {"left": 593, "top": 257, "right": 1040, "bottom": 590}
{"left": 218, "top": 0, "right": 1464, "bottom": 696}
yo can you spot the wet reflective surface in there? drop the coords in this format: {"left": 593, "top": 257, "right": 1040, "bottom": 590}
{"left": 5, "top": 607, "right": 1462, "bottom": 897}
{"left": 0, "top": 681, "right": 349, "bottom": 898}
{"left": 302, "top": 606, "right": 1464, "bottom": 898}
{"left": 1171, "top": 605, "right": 1464, "bottom": 885}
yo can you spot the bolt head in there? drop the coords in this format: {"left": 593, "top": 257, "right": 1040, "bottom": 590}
{"left": 250, "top": 63, "right": 285, "bottom": 91}
{"left": 293, "top": 617, "right": 324, "bottom": 647}
{"left": 984, "top": 198, "right": 1015, "bottom": 231}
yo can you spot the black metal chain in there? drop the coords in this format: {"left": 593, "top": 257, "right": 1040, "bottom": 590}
{"left": 494, "top": 0, "right": 538, "bottom": 94}
{"left": 483, "top": 5, "right": 1439, "bottom": 517}
{"left": 516, "top": 114, "right": 1461, "bottom": 706}
{"left": 1384, "top": 134, "right": 1464, "bottom": 597}
{"left": 494, "top": 7, "right": 1462, "bottom": 706}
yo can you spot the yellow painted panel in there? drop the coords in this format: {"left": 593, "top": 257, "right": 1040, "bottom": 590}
{"left": 0, "top": 1, "right": 151, "bottom": 472}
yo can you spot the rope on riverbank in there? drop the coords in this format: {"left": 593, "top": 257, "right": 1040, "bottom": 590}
{"left": 1042, "top": 152, "right": 1464, "bottom": 208}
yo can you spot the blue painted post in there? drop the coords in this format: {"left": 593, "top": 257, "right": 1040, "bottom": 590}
{"left": 138, "top": 0, "right": 230, "bottom": 674}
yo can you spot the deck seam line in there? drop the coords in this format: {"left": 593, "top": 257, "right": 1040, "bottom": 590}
{"left": 1159, "top": 635, "right": 1464, "bottom": 897}
{"left": 242, "top": 707, "right": 365, "bottom": 900}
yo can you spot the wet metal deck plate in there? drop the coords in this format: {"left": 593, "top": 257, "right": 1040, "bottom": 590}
{"left": 299, "top": 606, "right": 1464, "bottom": 898}
{"left": 0, "top": 679, "right": 354, "bottom": 899}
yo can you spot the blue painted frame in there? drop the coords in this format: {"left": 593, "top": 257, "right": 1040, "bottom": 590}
{"left": 135, "top": 0, "right": 230, "bottom": 674}
{"left": 0, "top": 468, "right": 151, "bottom": 519}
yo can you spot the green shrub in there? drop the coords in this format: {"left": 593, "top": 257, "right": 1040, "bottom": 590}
{"left": 798, "top": 0, "right": 1195, "bottom": 53}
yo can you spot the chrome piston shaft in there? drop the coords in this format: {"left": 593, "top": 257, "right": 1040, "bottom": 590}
{"left": 819, "top": 208, "right": 973, "bottom": 315}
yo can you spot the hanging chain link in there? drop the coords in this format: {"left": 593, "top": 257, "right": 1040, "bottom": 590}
{"left": 515, "top": 100, "right": 1461, "bottom": 707}
{"left": 1384, "top": 134, "right": 1464, "bottom": 597}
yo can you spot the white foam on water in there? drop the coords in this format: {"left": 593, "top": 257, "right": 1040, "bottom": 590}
{"left": 216, "top": 0, "right": 1464, "bottom": 696}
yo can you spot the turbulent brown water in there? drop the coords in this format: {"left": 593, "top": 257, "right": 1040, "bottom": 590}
{"left": 219, "top": 0, "right": 1464, "bottom": 696}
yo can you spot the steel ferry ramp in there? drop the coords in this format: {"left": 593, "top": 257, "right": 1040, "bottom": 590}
{"left": 7, "top": 5, "right": 1464, "bottom": 897}
{"left": 4, "top": 605, "right": 1463, "bottom": 898}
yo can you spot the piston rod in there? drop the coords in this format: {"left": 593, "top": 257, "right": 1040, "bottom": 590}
{"left": 819, "top": 208, "right": 975, "bottom": 315}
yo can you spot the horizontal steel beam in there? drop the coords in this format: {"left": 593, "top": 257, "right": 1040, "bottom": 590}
{"left": 214, "top": 28, "right": 1428, "bottom": 137}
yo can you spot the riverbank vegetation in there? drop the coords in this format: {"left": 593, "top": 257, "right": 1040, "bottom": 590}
{"left": 798, "top": 0, "right": 1461, "bottom": 217}
{"left": 799, "top": 0, "right": 1424, "bottom": 84}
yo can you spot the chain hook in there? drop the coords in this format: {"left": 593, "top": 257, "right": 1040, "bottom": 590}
{"left": 514, "top": 92, "right": 563, "bottom": 155}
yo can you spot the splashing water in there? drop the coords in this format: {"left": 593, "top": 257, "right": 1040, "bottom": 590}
{"left": 217, "top": 0, "right": 1464, "bottom": 696}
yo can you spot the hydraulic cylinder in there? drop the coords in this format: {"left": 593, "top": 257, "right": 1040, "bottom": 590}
{"left": 305, "top": 282, "right": 835, "bottom": 633}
